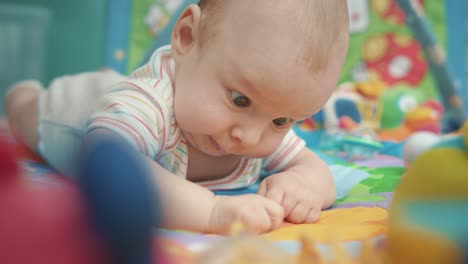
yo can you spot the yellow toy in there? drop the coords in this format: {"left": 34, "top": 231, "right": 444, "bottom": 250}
{"left": 387, "top": 122, "right": 468, "bottom": 263}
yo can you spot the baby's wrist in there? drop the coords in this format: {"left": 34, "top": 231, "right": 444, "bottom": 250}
{"left": 208, "top": 195, "right": 225, "bottom": 233}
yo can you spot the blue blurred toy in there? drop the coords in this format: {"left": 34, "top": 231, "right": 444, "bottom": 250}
{"left": 78, "top": 135, "right": 160, "bottom": 264}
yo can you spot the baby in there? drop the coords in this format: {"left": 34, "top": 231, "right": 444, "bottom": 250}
{"left": 5, "top": 0, "right": 349, "bottom": 234}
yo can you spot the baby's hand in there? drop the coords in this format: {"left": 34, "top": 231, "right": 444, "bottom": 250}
{"left": 258, "top": 171, "right": 325, "bottom": 224}
{"left": 209, "top": 194, "right": 284, "bottom": 234}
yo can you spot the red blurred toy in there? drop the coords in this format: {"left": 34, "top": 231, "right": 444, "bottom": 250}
{"left": 0, "top": 134, "right": 169, "bottom": 264}
{"left": 0, "top": 137, "right": 108, "bottom": 264}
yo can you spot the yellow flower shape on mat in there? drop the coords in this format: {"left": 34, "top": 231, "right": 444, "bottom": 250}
{"left": 264, "top": 207, "right": 388, "bottom": 242}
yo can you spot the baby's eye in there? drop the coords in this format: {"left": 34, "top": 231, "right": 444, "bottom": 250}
{"left": 272, "top": 117, "right": 292, "bottom": 127}
{"left": 231, "top": 91, "right": 251, "bottom": 107}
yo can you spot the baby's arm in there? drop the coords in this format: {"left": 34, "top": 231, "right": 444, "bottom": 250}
{"left": 145, "top": 155, "right": 284, "bottom": 233}
{"left": 84, "top": 129, "right": 283, "bottom": 234}
{"left": 258, "top": 147, "right": 336, "bottom": 224}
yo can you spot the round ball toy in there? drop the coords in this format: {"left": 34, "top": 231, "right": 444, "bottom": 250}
{"left": 403, "top": 131, "right": 440, "bottom": 165}
{"left": 388, "top": 124, "right": 468, "bottom": 264}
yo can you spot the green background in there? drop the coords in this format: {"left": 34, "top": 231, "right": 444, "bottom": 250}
{"left": 340, "top": 1, "right": 446, "bottom": 99}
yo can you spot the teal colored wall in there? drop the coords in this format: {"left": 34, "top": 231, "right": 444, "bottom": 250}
{"left": 0, "top": 0, "right": 107, "bottom": 85}
{"left": 0, "top": 0, "right": 107, "bottom": 116}
{"left": 446, "top": 0, "right": 468, "bottom": 117}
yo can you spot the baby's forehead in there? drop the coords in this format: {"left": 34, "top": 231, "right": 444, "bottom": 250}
{"left": 258, "top": 85, "right": 331, "bottom": 119}
{"left": 231, "top": 63, "right": 334, "bottom": 115}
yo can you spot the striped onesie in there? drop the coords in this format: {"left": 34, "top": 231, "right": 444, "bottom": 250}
{"left": 37, "top": 45, "right": 305, "bottom": 190}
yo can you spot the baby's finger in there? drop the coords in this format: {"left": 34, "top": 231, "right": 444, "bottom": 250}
{"left": 264, "top": 199, "right": 285, "bottom": 230}
{"left": 264, "top": 188, "right": 285, "bottom": 205}
{"left": 241, "top": 210, "right": 270, "bottom": 234}
{"left": 281, "top": 194, "right": 298, "bottom": 217}
{"left": 286, "top": 202, "right": 309, "bottom": 224}
{"left": 304, "top": 208, "right": 321, "bottom": 223}
{"left": 257, "top": 180, "right": 267, "bottom": 196}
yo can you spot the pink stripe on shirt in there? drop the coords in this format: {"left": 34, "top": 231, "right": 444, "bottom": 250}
{"left": 91, "top": 117, "right": 147, "bottom": 154}
{"left": 104, "top": 102, "right": 161, "bottom": 146}
{"left": 265, "top": 137, "right": 302, "bottom": 171}
{"left": 120, "top": 81, "right": 167, "bottom": 150}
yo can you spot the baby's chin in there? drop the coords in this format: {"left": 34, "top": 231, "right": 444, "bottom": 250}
{"left": 200, "top": 147, "right": 266, "bottom": 159}
{"left": 202, "top": 149, "right": 229, "bottom": 157}
{"left": 194, "top": 143, "right": 230, "bottom": 157}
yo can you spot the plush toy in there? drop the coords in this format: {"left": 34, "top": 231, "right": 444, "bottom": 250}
{"left": 321, "top": 80, "right": 388, "bottom": 133}
{"left": 379, "top": 86, "right": 426, "bottom": 129}
{"left": 322, "top": 82, "right": 364, "bottom": 130}
{"left": 403, "top": 99, "right": 444, "bottom": 133}
{"left": 324, "top": 81, "right": 445, "bottom": 137}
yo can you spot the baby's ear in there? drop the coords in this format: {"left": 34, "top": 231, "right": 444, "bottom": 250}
{"left": 171, "top": 4, "right": 202, "bottom": 57}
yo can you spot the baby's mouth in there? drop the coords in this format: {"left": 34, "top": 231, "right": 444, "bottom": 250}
{"left": 209, "top": 137, "right": 226, "bottom": 154}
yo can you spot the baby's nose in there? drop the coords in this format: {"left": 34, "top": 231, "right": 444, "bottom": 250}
{"left": 241, "top": 130, "right": 262, "bottom": 148}
{"left": 230, "top": 125, "right": 263, "bottom": 148}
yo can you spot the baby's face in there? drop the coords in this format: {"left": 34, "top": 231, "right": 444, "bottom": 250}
{"left": 173, "top": 3, "right": 345, "bottom": 158}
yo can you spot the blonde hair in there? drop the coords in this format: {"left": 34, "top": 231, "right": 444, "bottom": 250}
{"left": 197, "top": 0, "right": 349, "bottom": 72}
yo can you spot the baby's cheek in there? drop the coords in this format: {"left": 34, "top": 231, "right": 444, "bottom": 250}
{"left": 178, "top": 103, "right": 230, "bottom": 133}
{"left": 257, "top": 135, "right": 284, "bottom": 157}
